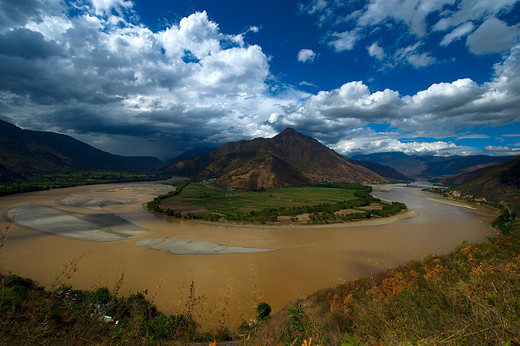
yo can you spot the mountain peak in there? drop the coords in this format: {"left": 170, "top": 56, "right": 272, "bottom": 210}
{"left": 166, "top": 129, "right": 386, "bottom": 189}
{"left": 274, "top": 128, "right": 300, "bottom": 139}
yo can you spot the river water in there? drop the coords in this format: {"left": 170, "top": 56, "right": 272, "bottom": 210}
{"left": 0, "top": 181, "right": 497, "bottom": 329}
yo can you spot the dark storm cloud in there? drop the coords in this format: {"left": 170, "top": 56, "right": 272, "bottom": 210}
{"left": 0, "top": 54, "right": 121, "bottom": 105}
{"left": 0, "top": 4, "right": 284, "bottom": 158}
{"left": 0, "top": 28, "right": 64, "bottom": 59}
{"left": 0, "top": 0, "right": 43, "bottom": 27}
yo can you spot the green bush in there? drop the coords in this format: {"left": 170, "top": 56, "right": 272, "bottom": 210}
{"left": 282, "top": 303, "right": 308, "bottom": 344}
{"left": 256, "top": 302, "right": 271, "bottom": 320}
{"left": 92, "top": 287, "right": 111, "bottom": 304}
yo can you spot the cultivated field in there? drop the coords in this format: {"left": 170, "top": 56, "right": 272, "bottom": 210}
{"left": 154, "top": 182, "right": 407, "bottom": 224}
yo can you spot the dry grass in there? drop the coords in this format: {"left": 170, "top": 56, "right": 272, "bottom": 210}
{"left": 251, "top": 223, "right": 520, "bottom": 345}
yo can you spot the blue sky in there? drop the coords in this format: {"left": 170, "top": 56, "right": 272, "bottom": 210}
{"left": 0, "top": 0, "right": 519, "bottom": 160}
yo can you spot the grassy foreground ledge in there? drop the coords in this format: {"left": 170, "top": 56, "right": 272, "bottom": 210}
{"left": 0, "top": 275, "right": 236, "bottom": 343}
{"left": 249, "top": 223, "right": 520, "bottom": 345}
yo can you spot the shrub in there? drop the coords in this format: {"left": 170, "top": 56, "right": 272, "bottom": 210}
{"left": 256, "top": 302, "right": 271, "bottom": 321}
{"left": 92, "top": 287, "right": 111, "bottom": 304}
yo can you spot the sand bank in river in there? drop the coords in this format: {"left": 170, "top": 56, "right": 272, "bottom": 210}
{"left": 57, "top": 195, "right": 135, "bottom": 211}
{"left": 6, "top": 204, "right": 146, "bottom": 242}
{"left": 136, "top": 237, "right": 273, "bottom": 255}
{"left": 0, "top": 182, "right": 498, "bottom": 329}
{"left": 6, "top": 199, "right": 274, "bottom": 254}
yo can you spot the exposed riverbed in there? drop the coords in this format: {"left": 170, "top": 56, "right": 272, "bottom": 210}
{"left": 0, "top": 181, "right": 497, "bottom": 329}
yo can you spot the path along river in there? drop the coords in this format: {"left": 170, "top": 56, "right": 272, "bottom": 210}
{"left": 0, "top": 181, "right": 497, "bottom": 329}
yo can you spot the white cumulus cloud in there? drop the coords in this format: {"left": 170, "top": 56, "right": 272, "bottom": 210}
{"left": 90, "top": 0, "right": 133, "bottom": 15}
{"left": 297, "top": 49, "right": 317, "bottom": 63}
{"left": 0, "top": 1, "right": 302, "bottom": 159}
{"left": 2, "top": 0, "right": 520, "bottom": 159}
{"left": 269, "top": 43, "right": 520, "bottom": 154}
{"left": 394, "top": 42, "right": 436, "bottom": 68}
{"left": 329, "top": 29, "right": 360, "bottom": 52}
{"left": 301, "top": 0, "right": 519, "bottom": 69}
{"left": 332, "top": 128, "right": 468, "bottom": 156}
{"left": 368, "top": 42, "right": 385, "bottom": 60}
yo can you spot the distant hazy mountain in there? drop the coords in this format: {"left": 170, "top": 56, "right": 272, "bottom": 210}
{"left": 166, "top": 128, "right": 386, "bottom": 189}
{"left": 348, "top": 158, "right": 411, "bottom": 181}
{"left": 449, "top": 155, "right": 520, "bottom": 211}
{"left": 165, "top": 146, "right": 217, "bottom": 165}
{"left": 351, "top": 152, "right": 511, "bottom": 179}
{"left": 0, "top": 119, "right": 163, "bottom": 182}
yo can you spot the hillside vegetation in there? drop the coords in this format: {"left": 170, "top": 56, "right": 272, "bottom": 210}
{"left": 449, "top": 155, "right": 520, "bottom": 213}
{"left": 0, "top": 273, "right": 232, "bottom": 343}
{"left": 0, "top": 171, "right": 169, "bottom": 196}
{"left": 249, "top": 222, "right": 520, "bottom": 345}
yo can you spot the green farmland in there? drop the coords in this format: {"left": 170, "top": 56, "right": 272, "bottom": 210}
{"left": 0, "top": 171, "right": 169, "bottom": 197}
{"left": 148, "top": 182, "right": 407, "bottom": 224}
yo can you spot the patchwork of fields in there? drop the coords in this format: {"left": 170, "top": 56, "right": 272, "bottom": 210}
{"left": 154, "top": 182, "right": 406, "bottom": 224}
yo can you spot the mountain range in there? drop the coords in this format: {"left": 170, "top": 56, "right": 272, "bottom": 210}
{"left": 348, "top": 158, "right": 410, "bottom": 181}
{"left": 2, "top": 118, "right": 518, "bottom": 205}
{"left": 0, "top": 119, "right": 163, "bottom": 182}
{"left": 165, "top": 128, "right": 387, "bottom": 189}
{"left": 351, "top": 152, "right": 511, "bottom": 180}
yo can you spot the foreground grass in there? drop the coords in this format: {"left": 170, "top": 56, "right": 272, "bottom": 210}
{"left": 251, "top": 223, "right": 520, "bottom": 345}
{"left": 0, "top": 275, "right": 236, "bottom": 344}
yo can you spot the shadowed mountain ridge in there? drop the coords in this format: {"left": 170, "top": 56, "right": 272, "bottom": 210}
{"left": 449, "top": 154, "right": 520, "bottom": 211}
{"left": 166, "top": 128, "right": 386, "bottom": 189}
{"left": 0, "top": 119, "right": 163, "bottom": 182}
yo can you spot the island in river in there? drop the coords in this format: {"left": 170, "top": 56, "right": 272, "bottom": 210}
{"left": 0, "top": 181, "right": 497, "bottom": 329}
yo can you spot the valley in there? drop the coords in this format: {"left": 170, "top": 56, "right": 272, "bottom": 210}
{"left": 0, "top": 180, "right": 497, "bottom": 331}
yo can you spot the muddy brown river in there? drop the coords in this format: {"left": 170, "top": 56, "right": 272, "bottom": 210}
{"left": 0, "top": 182, "right": 497, "bottom": 330}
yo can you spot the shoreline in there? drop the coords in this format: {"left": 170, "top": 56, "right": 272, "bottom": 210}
{"left": 169, "top": 209, "right": 417, "bottom": 229}
{"left": 0, "top": 180, "right": 499, "bottom": 328}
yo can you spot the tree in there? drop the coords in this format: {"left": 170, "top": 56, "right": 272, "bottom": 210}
{"left": 256, "top": 302, "right": 271, "bottom": 320}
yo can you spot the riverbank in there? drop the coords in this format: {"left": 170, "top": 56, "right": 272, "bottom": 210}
{"left": 0, "top": 182, "right": 498, "bottom": 330}
{"left": 184, "top": 208, "right": 417, "bottom": 229}
{"left": 1, "top": 191, "right": 515, "bottom": 344}
{"left": 249, "top": 222, "right": 520, "bottom": 345}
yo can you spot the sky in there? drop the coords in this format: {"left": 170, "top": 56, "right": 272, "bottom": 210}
{"left": 0, "top": 0, "right": 519, "bottom": 160}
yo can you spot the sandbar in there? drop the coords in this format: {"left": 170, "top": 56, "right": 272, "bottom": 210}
{"left": 6, "top": 204, "right": 147, "bottom": 242}
{"left": 57, "top": 195, "right": 135, "bottom": 211}
{"left": 136, "top": 237, "right": 274, "bottom": 255}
